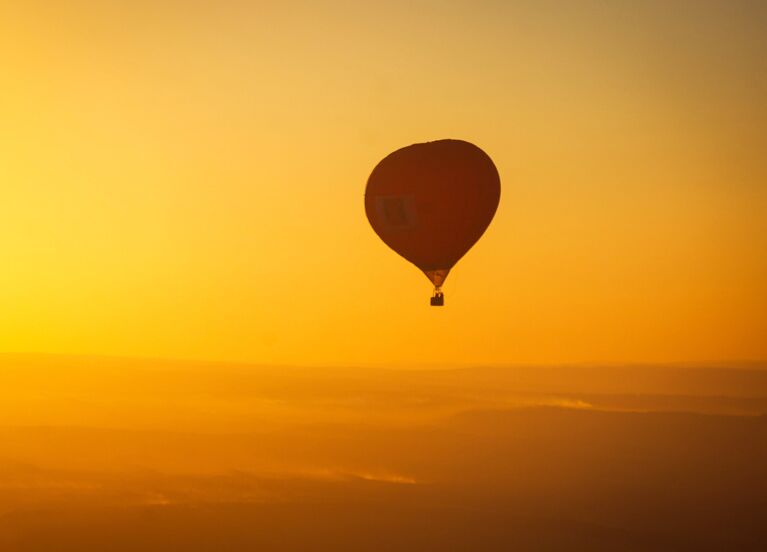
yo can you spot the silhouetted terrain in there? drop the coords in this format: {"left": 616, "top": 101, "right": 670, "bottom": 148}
{"left": 1, "top": 355, "right": 766, "bottom": 550}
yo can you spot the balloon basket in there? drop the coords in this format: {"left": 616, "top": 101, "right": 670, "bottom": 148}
{"left": 430, "top": 290, "right": 444, "bottom": 307}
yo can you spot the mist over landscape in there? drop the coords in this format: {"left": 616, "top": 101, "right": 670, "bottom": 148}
{"left": 1, "top": 355, "right": 765, "bottom": 551}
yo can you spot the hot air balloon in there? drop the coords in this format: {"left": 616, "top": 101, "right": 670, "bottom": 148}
{"left": 365, "top": 139, "right": 500, "bottom": 306}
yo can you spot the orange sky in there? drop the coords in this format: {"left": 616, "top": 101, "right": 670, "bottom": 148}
{"left": 2, "top": 1, "right": 766, "bottom": 366}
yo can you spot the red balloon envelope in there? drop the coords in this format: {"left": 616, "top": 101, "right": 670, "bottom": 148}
{"left": 365, "top": 139, "right": 500, "bottom": 305}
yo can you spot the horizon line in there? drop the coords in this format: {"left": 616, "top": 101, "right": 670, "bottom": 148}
{"left": 1, "top": 351, "right": 766, "bottom": 371}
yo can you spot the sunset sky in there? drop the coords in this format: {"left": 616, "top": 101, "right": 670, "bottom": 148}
{"left": 2, "top": 0, "right": 766, "bottom": 366}
{"left": 3, "top": 4, "right": 767, "bottom": 551}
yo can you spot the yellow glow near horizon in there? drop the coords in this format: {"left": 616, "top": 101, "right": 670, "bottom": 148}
{"left": 2, "top": 1, "right": 766, "bottom": 365}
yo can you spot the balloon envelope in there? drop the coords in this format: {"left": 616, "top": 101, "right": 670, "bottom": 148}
{"left": 365, "top": 139, "right": 500, "bottom": 288}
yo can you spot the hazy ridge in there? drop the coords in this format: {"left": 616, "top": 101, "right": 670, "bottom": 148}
{"left": 1, "top": 355, "right": 765, "bottom": 550}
